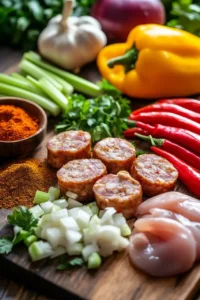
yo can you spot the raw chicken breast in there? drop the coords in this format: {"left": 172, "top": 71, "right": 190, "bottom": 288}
{"left": 129, "top": 218, "right": 196, "bottom": 277}
{"left": 149, "top": 208, "right": 200, "bottom": 260}
{"left": 136, "top": 191, "right": 200, "bottom": 222}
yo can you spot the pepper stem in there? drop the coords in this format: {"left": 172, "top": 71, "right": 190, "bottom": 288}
{"left": 135, "top": 133, "right": 164, "bottom": 146}
{"left": 107, "top": 45, "right": 139, "bottom": 73}
{"left": 60, "top": 0, "right": 73, "bottom": 29}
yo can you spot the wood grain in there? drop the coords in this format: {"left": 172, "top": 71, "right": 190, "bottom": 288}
{"left": 0, "top": 50, "right": 200, "bottom": 300}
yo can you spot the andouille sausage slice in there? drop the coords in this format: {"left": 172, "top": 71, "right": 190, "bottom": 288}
{"left": 57, "top": 159, "right": 107, "bottom": 202}
{"left": 93, "top": 138, "right": 136, "bottom": 174}
{"left": 93, "top": 171, "right": 142, "bottom": 218}
{"left": 47, "top": 130, "right": 91, "bottom": 168}
{"left": 131, "top": 154, "right": 178, "bottom": 197}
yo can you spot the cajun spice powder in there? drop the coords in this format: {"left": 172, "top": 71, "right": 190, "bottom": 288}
{"left": 0, "top": 104, "right": 39, "bottom": 141}
{"left": 0, "top": 159, "right": 57, "bottom": 209}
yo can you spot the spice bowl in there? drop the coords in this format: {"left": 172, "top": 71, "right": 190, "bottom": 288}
{"left": 0, "top": 97, "right": 47, "bottom": 157}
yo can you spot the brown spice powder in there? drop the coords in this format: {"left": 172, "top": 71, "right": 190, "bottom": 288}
{"left": 0, "top": 158, "right": 57, "bottom": 209}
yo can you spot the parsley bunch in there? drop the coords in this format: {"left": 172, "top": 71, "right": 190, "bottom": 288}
{"left": 56, "top": 85, "right": 133, "bottom": 143}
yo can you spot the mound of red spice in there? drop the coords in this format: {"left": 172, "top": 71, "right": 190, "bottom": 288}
{"left": 0, "top": 104, "right": 39, "bottom": 141}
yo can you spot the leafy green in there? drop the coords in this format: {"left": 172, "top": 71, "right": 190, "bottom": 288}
{"left": 99, "top": 79, "right": 122, "bottom": 98}
{"left": 56, "top": 93, "right": 132, "bottom": 143}
{"left": 0, "top": 0, "right": 96, "bottom": 50}
{"left": 136, "top": 150, "right": 149, "bottom": 157}
{"left": 167, "top": 0, "right": 200, "bottom": 36}
{"left": 0, "top": 238, "right": 13, "bottom": 254}
{"left": 7, "top": 206, "right": 38, "bottom": 232}
{"left": 57, "top": 257, "right": 85, "bottom": 270}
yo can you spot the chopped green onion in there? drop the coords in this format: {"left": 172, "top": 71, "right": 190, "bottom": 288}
{"left": 33, "top": 191, "right": 50, "bottom": 204}
{"left": 88, "top": 252, "right": 102, "bottom": 269}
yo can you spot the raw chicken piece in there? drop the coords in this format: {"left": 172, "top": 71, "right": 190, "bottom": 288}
{"left": 129, "top": 218, "right": 196, "bottom": 277}
{"left": 149, "top": 208, "right": 200, "bottom": 260}
{"left": 136, "top": 191, "right": 200, "bottom": 222}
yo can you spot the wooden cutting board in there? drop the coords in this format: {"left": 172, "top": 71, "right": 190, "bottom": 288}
{"left": 0, "top": 63, "right": 200, "bottom": 300}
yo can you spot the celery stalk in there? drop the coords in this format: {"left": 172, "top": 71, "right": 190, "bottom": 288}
{"left": 42, "top": 69, "right": 74, "bottom": 95}
{"left": 88, "top": 252, "right": 102, "bottom": 269}
{"left": 33, "top": 190, "right": 50, "bottom": 204}
{"left": 0, "top": 83, "right": 60, "bottom": 116}
{"left": 38, "top": 77, "right": 68, "bottom": 111}
{"left": 24, "top": 52, "right": 102, "bottom": 97}
{"left": 0, "top": 74, "right": 43, "bottom": 95}
{"left": 11, "top": 73, "right": 28, "bottom": 82}
{"left": 20, "top": 60, "right": 63, "bottom": 91}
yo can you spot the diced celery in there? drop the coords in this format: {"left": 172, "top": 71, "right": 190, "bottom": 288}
{"left": 29, "top": 205, "right": 44, "bottom": 218}
{"left": 67, "top": 243, "right": 83, "bottom": 256}
{"left": 51, "top": 247, "right": 66, "bottom": 258}
{"left": 66, "top": 191, "right": 78, "bottom": 199}
{"left": 53, "top": 199, "right": 68, "bottom": 209}
{"left": 68, "top": 198, "right": 83, "bottom": 209}
{"left": 40, "top": 201, "right": 53, "bottom": 214}
{"left": 48, "top": 187, "right": 60, "bottom": 200}
{"left": 59, "top": 217, "right": 80, "bottom": 231}
{"left": 88, "top": 252, "right": 102, "bottom": 269}
{"left": 24, "top": 235, "right": 37, "bottom": 247}
{"left": 120, "top": 223, "right": 131, "bottom": 237}
{"left": 28, "top": 241, "right": 53, "bottom": 261}
{"left": 34, "top": 226, "right": 42, "bottom": 238}
{"left": 91, "top": 206, "right": 99, "bottom": 216}
{"left": 33, "top": 190, "right": 50, "bottom": 204}
{"left": 87, "top": 202, "right": 97, "bottom": 208}
{"left": 82, "top": 244, "right": 99, "bottom": 262}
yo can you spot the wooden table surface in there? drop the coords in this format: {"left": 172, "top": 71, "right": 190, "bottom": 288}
{"left": 0, "top": 46, "right": 200, "bottom": 300}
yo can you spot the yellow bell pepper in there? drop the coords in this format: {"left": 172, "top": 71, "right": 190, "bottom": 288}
{"left": 97, "top": 24, "right": 200, "bottom": 99}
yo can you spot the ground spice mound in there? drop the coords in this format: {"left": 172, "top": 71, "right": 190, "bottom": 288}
{"left": 0, "top": 104, "right": 39, "bottom": 141}
{"left": 0, "top": 159, "right": 57, "bottom": 209}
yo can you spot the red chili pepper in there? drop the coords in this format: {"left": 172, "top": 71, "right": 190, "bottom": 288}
{"left": 132, "top": 112, "right": 200, "bottom": 134}
{"left": 152, "top": 124, "right": 200, "bottom": 155}
{"left": 157, "top": 98, "right": 200, "bottom": 113}
{"left": 123, "top": 127, "right": 147, "bottom": 138}
{"left": 130, "top": 103, "right": 200, "bottom": 124}
{"left": 135, "top": 133, "right": 200, "bottom": 170}
{"left": 151, "top": 146, "right": 200, "bottom": 198}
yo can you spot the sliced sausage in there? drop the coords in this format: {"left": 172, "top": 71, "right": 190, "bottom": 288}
{"left": 131, "top": 154, "right": 178, "bottom": 197}
{"left": 93, "top": 171, "right": 142, "bottom": 218}
{"left": 57, "top": 159, "right": 107, "bottom": 202}
{"left": 93, "top": 138, "right": 136, "bottom": 174}
{"left": 47, "top": 130, "right": 91, "bottom": 168}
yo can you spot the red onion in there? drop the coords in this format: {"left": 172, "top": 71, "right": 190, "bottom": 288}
{"left": 91, "top": 0, "right": 165, "bottom": 42}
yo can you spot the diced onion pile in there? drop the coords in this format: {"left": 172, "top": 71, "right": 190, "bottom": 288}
{"left": 21, "top": 187, "right": 131, "bottom": 269}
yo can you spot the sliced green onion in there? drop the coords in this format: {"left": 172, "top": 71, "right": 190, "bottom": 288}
{"left": 38, "top": 77, "right": 68, "bottom": 111}
{"left": 0, "top": 83, "right": 60, "bottom": 116}
{"left": 24, "top": 52, "right": 101, "bottom": 97}
{"left": 88, "top": 252, "right": 102, "bottom": 269}
{"left": 24, "top": 235, "right": 37, "bottom": 247}
{"left": 33, "top": 190, "right": 50, "bottom": 204}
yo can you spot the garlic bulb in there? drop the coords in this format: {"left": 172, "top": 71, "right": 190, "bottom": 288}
{"left": 38, "top": 0, "right": 107, "bottom": 71}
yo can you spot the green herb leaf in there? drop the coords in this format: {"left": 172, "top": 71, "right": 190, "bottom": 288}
{"left": 136, "top": 150, "right": 149, "bottom": 157}
{"left": 57, "top": 257, "right": 85, "bottom": 270}
{"left": 7, "top": 206, "right": 38, "bottom": 232}
{"left": 56, "top": 93, "right": 131, "bottom": 144}
{"left": 0, "top": 238, "right": 13, "bottom": 254}
{"left": 99, "top": 79, "right": 122, "bottom": 98}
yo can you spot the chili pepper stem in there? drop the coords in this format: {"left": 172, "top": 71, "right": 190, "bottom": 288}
{"left": 107, "top": 45, "right": 139, "bottom": 73}
{"left": 135, "top": 133, "right": 164, "bottom": 146}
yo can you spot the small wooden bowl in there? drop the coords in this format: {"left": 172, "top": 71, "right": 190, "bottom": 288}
{"left": 0, "top": 97, "right": 47, "bottom": 157}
